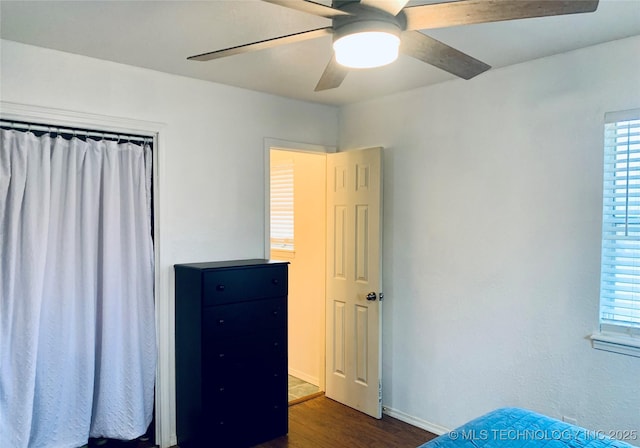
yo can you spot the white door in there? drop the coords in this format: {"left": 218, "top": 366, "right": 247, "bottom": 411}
{"left": 325, "top": 147, "right": 382, "bottom": 418}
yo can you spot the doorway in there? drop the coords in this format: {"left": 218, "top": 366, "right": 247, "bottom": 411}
{"left": 268, "top": 147, "right": 327, "bottom": 404}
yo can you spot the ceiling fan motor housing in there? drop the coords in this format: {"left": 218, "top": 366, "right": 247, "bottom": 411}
{"left": 332, "top": 3, "right": 407, "bottom": 43}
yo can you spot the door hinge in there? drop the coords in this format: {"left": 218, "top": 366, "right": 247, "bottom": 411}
{"left": 379, "top": 292, "right": 384, "bottom": 301}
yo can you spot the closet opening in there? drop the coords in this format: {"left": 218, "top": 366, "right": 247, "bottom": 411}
{"left": 0, "top": 119, "right": 158, "bottom": 448}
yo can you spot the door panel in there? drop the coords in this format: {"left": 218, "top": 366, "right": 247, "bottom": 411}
{"left": 332, "top": 300, "right": 346, "bottom": 376}
{"left": 326, "top": 147, "right": 382, "bottom": 418}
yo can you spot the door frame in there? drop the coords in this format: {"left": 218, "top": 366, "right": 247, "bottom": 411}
{"left": 263, "top": 138, "right": 335, "bottom": 393}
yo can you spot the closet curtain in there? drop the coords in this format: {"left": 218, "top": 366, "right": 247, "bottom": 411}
{"left": 0, "top": 129, "right": 156, "bottom": 448}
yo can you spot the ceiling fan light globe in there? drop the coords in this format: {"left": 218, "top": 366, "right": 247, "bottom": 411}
{"left": 333, "top": 31, "right": 400, "bottom": 69}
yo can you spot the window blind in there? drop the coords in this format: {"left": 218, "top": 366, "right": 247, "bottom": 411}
{"left": 270, "top": 159, "right": 294, "bottom": 250}
{"left": 600, "top": 109, "right": 640, "bottom": 333}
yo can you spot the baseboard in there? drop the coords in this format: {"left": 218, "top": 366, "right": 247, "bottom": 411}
{"left": 288, "top": 368, "right": 319, "bottom": 386}
{"left": 382, "top": 405, "right": 450, "bottom": 436}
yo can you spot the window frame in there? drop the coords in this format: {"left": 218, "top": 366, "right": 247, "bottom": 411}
{"left": 593, "top": 108, "right": 640, "bottom": 357}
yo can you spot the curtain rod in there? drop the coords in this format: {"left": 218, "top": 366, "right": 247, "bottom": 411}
{"left": 0, "top": 118, "right": 153, "bottom": 144}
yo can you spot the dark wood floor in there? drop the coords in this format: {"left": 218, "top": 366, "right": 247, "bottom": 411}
{"left": 253, "top": 396, "right": 437, "bottom": 448}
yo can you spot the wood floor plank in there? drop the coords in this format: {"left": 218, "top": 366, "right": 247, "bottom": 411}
{"left": 253, "top": 396, "right": 437, "bottom": 448}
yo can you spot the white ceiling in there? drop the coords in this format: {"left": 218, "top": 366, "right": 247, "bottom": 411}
{"left": 1, "top": 0, "right": 639, "bottom": 105}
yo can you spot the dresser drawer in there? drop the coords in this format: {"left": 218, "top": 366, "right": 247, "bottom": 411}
{"left": 202, "top": 297, "right": 286, "bottom": 335}
{"left": 203, "top": 265, "right": 287, "bottom": 305}
{"left": 203, "top": 367, "right": 285, "bottom": 406}
{"left": 202, "top": 332, "right": 287, "bottom": 374}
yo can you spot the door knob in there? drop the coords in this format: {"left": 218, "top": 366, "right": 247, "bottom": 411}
{"left": 366, "top": 292, "right": 377, "bottom": 301}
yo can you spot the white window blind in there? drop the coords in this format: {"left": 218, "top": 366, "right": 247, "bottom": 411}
{"left": 600, "top": 109, "right": 640, "bottom": 335}
{"left": 270, "top": 159, "right": 294, "bottom": 250}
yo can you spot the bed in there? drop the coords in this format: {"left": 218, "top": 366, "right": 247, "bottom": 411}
{"left": 418, "top": 408, "right": 636, "bottom": 448}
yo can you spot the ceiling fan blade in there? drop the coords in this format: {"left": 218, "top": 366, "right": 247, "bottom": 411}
{"left": 188, "top": 27, "right": 332, "bottom": 61}
{"left": 359, "top": 0, "right": 410, "bottom": 16}
{"left": 315, "top": 56, "right": 349, "bottom": 91}
{"left": 404, "top": 0, "right": 599, "bottom": 31}
{"left": 400, "top": 30, "right": 491, "bottom": 80}
{"left": 262, "top": 0, "right": 352, "bottom": 18}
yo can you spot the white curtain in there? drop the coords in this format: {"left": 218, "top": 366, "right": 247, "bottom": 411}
{"left": 0, "top": 129, "right": 156, "bottom": 448}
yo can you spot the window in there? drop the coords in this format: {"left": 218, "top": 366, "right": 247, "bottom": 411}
{"left": 594, "top": 109, "right": 640, "bottom": 356}
{"left": 270, "top": 158, "right": 294, "bottom": 251}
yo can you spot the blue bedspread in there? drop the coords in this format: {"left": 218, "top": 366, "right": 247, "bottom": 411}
{"left": 418, "top": 408, "right": 636, "bottom": 448}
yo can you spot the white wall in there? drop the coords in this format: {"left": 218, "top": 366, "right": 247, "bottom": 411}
{"left": 0, "top": 39, "right": 338, "bottom": 447}
{"left": 340, "top": 36, "right": 640, "bottom": 439}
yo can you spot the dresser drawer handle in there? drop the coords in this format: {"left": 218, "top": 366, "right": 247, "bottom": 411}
{"left": 216, "top": 284, "right": 225, "bottom": 291}
{"left": 271, "top": 278, "right": 279, "bottom": 285}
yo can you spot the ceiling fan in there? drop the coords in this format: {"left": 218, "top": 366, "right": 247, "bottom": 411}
{"left": 188, "top": 0, "right": 599, "bottom": 91}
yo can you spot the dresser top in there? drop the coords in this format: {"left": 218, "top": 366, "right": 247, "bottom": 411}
{"left": 174, "top": 258, "right": 288, "bottom": 270}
